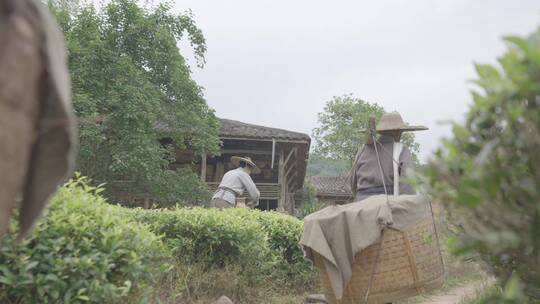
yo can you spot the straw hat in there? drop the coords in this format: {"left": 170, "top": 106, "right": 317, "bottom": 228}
{"left": 231, "top": 156, "right": 261, "bottom": 174}
{"left": 376, "top": 112, "right": 428, "bottom": 132}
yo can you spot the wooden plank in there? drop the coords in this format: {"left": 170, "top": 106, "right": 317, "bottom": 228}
{"left": 285, "top": 162, "right": 296, "bottom": 178}
{"left": 220, "top": 137, "right": 310, "bottom": 144}
{"left": 283, "top": 147, "right": 297, "bottom": 169}
{"left": 288, "top": 175, "right": 297, "bottom": 190}
{"left": 278, "top": 151, "right": 285, "bottom": 211}
{"left": 271, "top": 138, "right": 276, "bottom": 169}
{"left": 220, "top": 149, "right": 280, "bottom": 155}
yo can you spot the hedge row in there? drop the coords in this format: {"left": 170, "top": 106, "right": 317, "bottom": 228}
{"left": 0, "top": 179, "right": 313, "bottom": 303}
{"left": 128, "top": 205, "right": 313, "bottom": 285}
{"left": 0, "top": 177, "right": 170, "bottom": 303}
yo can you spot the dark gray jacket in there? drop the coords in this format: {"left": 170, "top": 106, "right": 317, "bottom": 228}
{"left": 348, "top": 135, "right": 415, "bottom": 201}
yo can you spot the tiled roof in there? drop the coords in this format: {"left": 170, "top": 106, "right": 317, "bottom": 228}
{"left": 309, "top": 175, "right": 352, "bottom": 197}
{"left": 156, "top": 118, "right": 310, "bottom": 142}
{"left": 219, "top": 118, "right": 310, "bottom": 142}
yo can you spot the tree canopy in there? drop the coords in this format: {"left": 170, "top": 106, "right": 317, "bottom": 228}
{"left": 49, "top": 0, "right": 220, "bottom": 203}
{"left": 311, "top": 94, "right": 420, "bottom": 165}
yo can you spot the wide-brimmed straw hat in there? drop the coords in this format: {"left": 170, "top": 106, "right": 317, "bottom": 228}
{"left": 376, "top": 112, "right": 428, "bottom": 132}
{"left": 231, "top": 156, "right": 261, "bottom": 174}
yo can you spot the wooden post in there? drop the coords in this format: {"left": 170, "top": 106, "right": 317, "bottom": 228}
{"left": 289, "top": 193, "right": 295, "bottom": 214}
{"left": 214, "top": 161, "right": 224, "bottom": 182}
{"left": 200, "top": 153, "right": 207, "bottom": 182}
{"left": 144, "top": 197, "right": 150, "bottom": 209}
{"left": 284, "top": 183, "right": 289, "bottom": 213}
{"left": 271, "top": 138, "right": 276, "bottom": 169}
{"left": 278, "top": 150, "right": 285, "bottom": 212}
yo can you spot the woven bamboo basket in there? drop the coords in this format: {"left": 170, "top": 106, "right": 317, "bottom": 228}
{"left": 313, "top": 217, "right": 445, "bottom": 304}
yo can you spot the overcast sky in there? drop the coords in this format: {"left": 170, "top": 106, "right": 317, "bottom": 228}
{"left": 171, "top": 0, "right": 539, "bottom": 161}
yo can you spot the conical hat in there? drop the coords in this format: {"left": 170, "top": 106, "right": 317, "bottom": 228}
{"left": 376, "top": 112, "right": 428, "bottom": 132}
{"left": 231, "top": 156, "right": 261, "bottom": 174}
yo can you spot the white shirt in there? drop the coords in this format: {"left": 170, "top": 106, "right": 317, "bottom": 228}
{"left": 212, "top": 168, "right": 260, "bottom": 205}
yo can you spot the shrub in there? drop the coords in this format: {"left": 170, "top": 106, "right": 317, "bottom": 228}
{"left": 129, "top": 207, "right": 274, "bottom": 283}
{"left": 129, "top": 207, "right": 315, "bottom": 287}
{"left": 0, "top": 177, "right": 171, "bottom": 303}
{"left": 424, "top": 26, "right": 540, "bottom": 301}
{"left": 231, "top": 208, "right": 313, "bottom": 284}
{"left": 297, "top": 180, "right": 323, "bottom": 218}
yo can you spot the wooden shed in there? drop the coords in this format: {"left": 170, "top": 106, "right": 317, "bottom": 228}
{"left": 170, "top": 118, "right": 311, "bottom": 214}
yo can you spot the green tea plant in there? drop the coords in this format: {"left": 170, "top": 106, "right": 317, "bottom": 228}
{"left": 129, "top": 207, "right": 273, "bottom": 284}
{"left": 231, "top": 208, "right": 314, "bottom": 286}
{"left": 424, "top": 26, "right": 540, "bottom": 302}
{"left": 129, "top": 207, "right": 315, "bottom": 287}
{"left": 0, "top": 176, "right": 171, "bottom": 303}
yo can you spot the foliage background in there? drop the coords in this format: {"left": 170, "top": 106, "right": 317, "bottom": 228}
{"left": 48, "top": 0, "right": 220, "bottom": 204}
{"left": 310, "top": 94, "right": 421, "bottom": 176}
{"left": 424, "top": 26, "right": 540, "bottom": 302}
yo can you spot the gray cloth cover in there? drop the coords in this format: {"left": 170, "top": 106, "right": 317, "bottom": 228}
{"left": 300, "top": 194, "right": 432, "bottom": 299}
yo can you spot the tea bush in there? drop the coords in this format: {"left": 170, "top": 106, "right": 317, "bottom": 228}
{"left": 425, "top": 26, "right": 540, "bottom": 302}
{"left": 0, "top": 177, "right": 171, "bottom": 303}
{"left": 0, "top": 177, "right": 315, "bottom": 302}
{"left": 129, "top": 207, "right": 314, "bottom": 286}
{"left": 129, "top": 207, "right": 274, "bottom": 283}
{"left": 231, "top": 208, "right": 313, "bottom": 284}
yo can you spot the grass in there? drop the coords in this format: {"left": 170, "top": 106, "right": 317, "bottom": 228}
{"left": 125, "top": 259, "right": 317, "bottom": 304}
{"left": 458, "top": 284, "right": 502, "bottom": 304}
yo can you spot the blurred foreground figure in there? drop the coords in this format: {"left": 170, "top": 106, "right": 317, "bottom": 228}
{"left": 0, "top": 0, "right": 76, "bottom": 239}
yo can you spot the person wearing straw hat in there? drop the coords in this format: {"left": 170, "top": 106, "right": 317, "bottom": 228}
{"left": 349, "top": 112, "right": 428, "bottom": 202}
{"left": 211, "top": 156, "right": 261, "bottom": 209}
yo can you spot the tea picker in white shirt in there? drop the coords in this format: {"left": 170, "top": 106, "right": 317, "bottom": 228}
{"left": 211, "top": 156, "right": 261, "bottom": 209}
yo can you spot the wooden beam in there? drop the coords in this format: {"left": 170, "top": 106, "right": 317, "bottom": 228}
{"left": 283, "top": 181, "right": 289, "bottom": 213}
{"left": 289, "top": 193, "right": 296, "bottom": 214}
{"left": 278, "top": 151, "right": 284, "bottom": 184}
{"left": 278, "top": 151, "right": 285, "bottom": 211}
{"left": 220, "top": 149, "right": 281, "bottom": 156}
{"left": 213, "top": 162, "right": 224, "bottom": 182}
{"left": 283, "top": 147, "right": 297, "bottom": 169}
{"left": 220, "top": 137, "right": 310, "bottom": 145}
{"left": 285, "top": 162, "right": 297, "bottom": 180}
{"left": 288, "top": 174, "right": 297, "bottom": 190}
{"left": 200, "top": 153, "right": 207, "bottom": 182}
{"left": 287, "top": 171, "right": 298, "bottom": 188}
{"left": 271, "top": 138, "right": 276, "bottom": 169}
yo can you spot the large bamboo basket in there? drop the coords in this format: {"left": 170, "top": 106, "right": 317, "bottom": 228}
{"left": 313, "top": 217, "right": 445, "bottom": 304}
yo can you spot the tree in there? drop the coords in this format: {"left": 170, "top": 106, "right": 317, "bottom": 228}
{"left": 424, "top": 26, "right": 540, "bottom": 302}
{"left": 306, "top": 154, "right": 350, "bottom": 177}
{"left": 312, "top": 94, "right": 420, "bottom": 165}
{"left": 48, "top": 0, "right": 220, "bottom": 204}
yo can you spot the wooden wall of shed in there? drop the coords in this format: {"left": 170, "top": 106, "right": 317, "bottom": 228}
{"left": 169, "top": 138, "right": 308, "bottom": 214}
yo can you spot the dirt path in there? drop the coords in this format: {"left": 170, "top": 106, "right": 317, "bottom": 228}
{"left": 413, "top": 280, "right": 491, "bottom": 304}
